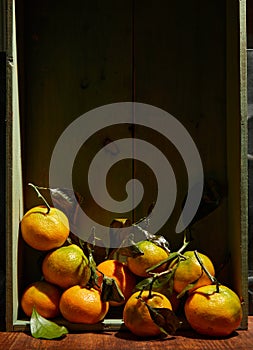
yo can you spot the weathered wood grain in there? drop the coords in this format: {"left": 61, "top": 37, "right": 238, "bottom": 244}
{"left": 0, "top": 317, "right": 252, "bottom": 350}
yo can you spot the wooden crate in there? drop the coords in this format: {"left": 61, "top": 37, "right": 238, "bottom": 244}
{"left": 4, "top": 0, "right": 248, "bottom": 332}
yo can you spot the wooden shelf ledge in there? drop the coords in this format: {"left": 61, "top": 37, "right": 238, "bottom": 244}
{"left": 0, "top": 316, "right": 252, "bottom": 350}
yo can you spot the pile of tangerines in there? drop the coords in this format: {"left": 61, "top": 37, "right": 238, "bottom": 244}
{"left": 20, "top": 199, "right": 243, "bottom": 339}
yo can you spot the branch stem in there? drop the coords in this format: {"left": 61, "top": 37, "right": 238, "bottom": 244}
{"left": 146, "top": 230, "right": 190, "bottom": 273}
{"left": 177, "top": 230, "right": 190, "bottom": 255}
{"left": 194, "top": 250, "right": 220, "bottom": 292}
{"left": 28, "top": 183, "right": 51, "bottom": 214}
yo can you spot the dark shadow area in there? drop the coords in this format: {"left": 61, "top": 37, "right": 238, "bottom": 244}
{"left": 114, "top": 330, "right": 176, "bottom": 342}
{"left": 175, "top": 329, "right": 240, "bottom": 340}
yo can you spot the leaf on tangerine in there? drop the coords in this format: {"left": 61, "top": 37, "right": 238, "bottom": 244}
{"left": 49, "top": 187, "right": 84, "bottom": 231}
{"left": 146, "top": 252, "right": 178, "bottom": 274}
{"left": 177, "top": 277, "right": 201, "bottom": 299}
{"left": 30, "top": 307, "right": 68, "bottom": 339}
{"left": 145, "top": 304, "right": 181, "bottom": 335}
{"left": 116, "top": 242, "right": 144, "bottom": 258}
{"left": 111, "top": 232, "right": 144, "bottom": 258}
{"left": 134, "top": 277, "right": 154, "bottom": 291}
{"left": 147, "top": 235, "right": 170, "bottom": 255}
{"left": 86, "top": 244, "right": 99, "bottom": 288}
{"left": 133, "top": 220, "right": 170, "bottom": 254}
{"left": 100, "top": 276, "right": 125, "bottom": 303}
{"left": 152, "top": 269, "right": 175, "bottom": 293}
{"left": 49, "top": 188, "right": 83, "bottom": 213}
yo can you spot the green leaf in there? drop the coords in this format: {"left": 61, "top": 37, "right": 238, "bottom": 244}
{"left": 89, "top": 264, "right": 99, "bottom": 288}
{"left": 135, "top": 269, "right": 176, "bottom": 299}
{"left": 30, "top": 307, "right": 68, "bottom": 339}
{"left": 176, "top": 275, "right": 202, "bottom": 299}
{"left": 134, "top": 277, "right": 154, "bottom": 291}
{"left": 133, "top": 221, "right": 171, "bottom": 254}
{"left": 100, "top": 276, "right": 125, "bottom": 303}
{"left": 152, "top": 269, "right": 175, "bottom": 291}
{"left": 145, "top": 304, "right": 181, "bottom": 335}
{"left": 146, "top": 252, "right": 179, "bottom": 273}
{"left": 111, "top": 232, "right": 144, "bottom": 258}
{"left": 177, "top": 283, "right": 196, "bottom": 299}
{"left": 87, "top": 244, "right": 100, "bottom": 288}
{"left": 149, "top": 269, "right": 176, "bottom": 299}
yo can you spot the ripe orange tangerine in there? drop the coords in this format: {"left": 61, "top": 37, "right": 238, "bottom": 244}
{"left": 21, "top": 280, "right": 61, "bottom": 319}
{"left": 42, "top": 244, "right": 91, "bottom": 290}
{"left": 184, "top": 284, "right": 243, "bottom": 337}
{"left": 123, "top": 290, "right": 172, "bottom": 337}
{"left": 169, "top": 251, "right": 215, "bottom": 294}
{"left": 96, "top": 259, "right": 136, "bottom": 306}
{"left": 21, "top": 205, "right": 69, "bottom": 251}
{"left": 127, "top": 240, "right": 169, "bottom": 277}
{"left": 59, "top": 286, "right": 109, "bottom": 324}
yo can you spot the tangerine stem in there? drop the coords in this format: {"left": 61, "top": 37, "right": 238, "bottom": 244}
{"left": 146, "top": 230, "right": 189, "bottom": 274}
{"left": 177, "top": 229, "right": 190, "bottom": 255}
{"left": 194, "top": 250, "right": 220, "bottom": 292}
{"left": 136, "top": 287, "right": 145, "bottom": 299}
{"left": 148, "top": 276, "right": 156, "bottom": 298}
{"left": 28, "top": 183, "right": 51, "bottom": 214}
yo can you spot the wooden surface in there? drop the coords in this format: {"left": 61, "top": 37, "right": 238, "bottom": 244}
{"left": 0, "top": 317, "right": 252, "bottom": 350}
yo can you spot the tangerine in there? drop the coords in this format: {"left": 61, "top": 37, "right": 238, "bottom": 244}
{"left": 123, "top": 290, "right": 172, "bottom": 337}
{"left": 59, "top": 286, "right": 109, "bottom": 324}
{"left": 21, "top": 280, "right": 61, "bottom": 318}
{"left": 21, "top": 206, "right": 69, "bottom": 251}
{"left": 42, "top": 244, "right": 91, "bottom": 289}
{"left": 169, "top": 251, "right": 215, "bottom": 294}
{"left": 184, "top": 284, "right": 243, "bottom": 337}
{"left": 127, "top": 240, "right": 169, "bottom": 277}
{"left": 96, "top": 259, "right": 136, "bottom": 306}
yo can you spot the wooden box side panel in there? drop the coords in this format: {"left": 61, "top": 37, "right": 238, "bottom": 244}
{"left": 5, "top": 0, "right": 24, "bottom": 332}
{"left": 226, "top": 0, "right": 248, "bottom": 328}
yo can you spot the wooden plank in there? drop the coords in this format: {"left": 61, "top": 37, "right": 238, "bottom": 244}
{"left": 133, "top": 0, "right": 229, "bottom": 268}
{"left": 5, "top": 0, "right": 24, "bottom": 331}
{"left": 13, "top": 0, "right": 134, "bottom": 328}
{"left": 20, "top": 0, "right": 134, "bottom": 220}
{"left": 247, "top": 0, "right": 253, "bottom": 48}
{"left": 0, "top": 317, "right": 253, "bottom": 350}
{"left": 226, "top": 0, "right": 248, "bottom": 329}
{"left": 0, "top": 52, "right": 6, "bottom": 330}
{"left": 133, "top": 0, "right": 248, "bottom": 328}
{"left": 0, "top": 1, "right": 8, "bottom": 331}
{"left": 5, "top": 0, "right": 14, "bottom": 332}
{"left": 0, "top": 0, "right": 7, "bottom": 51}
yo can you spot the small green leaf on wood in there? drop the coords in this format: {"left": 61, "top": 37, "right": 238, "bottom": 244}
{"left": 30, "top": 307, "right": 68, "bottom": 339}
{"left": 145, "top": 304, "right": 181, "bottom": 335}
{"left": 100, "top": 276, "right": 125, "bottom": 303}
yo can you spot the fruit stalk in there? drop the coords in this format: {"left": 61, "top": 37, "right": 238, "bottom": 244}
{"left": 194, "top": 250, "right": 220, "bottom": 292}
{"left": 28, "top": 183, "right": 51, "bottom": 214}
{"left": 146, "top": 229, "right": 190, "bottom": 273}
